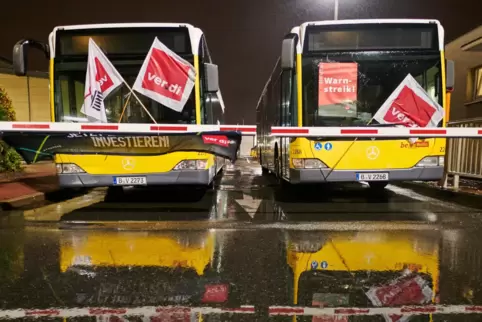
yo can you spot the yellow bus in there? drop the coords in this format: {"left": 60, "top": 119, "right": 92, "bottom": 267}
{"left": 13, "top": 23, "right": 227, "bottom": 193}
{"left": 256, "top": 19, "right": 454, "bottom": 190}
{"left": 285, "top": 230, "right": 440, "bottom": 320}
{"left": 59, "top": 230, "right": 232, "bottom": 308}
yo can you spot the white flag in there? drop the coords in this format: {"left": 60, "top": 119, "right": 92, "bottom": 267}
{"left": 132, "top": 37, "right": 196, "bottom": 112}
{"left": 81, "top": 38, "right": 125, "bottom": 122}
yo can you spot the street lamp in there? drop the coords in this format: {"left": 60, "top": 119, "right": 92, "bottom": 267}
{"left": 334, "top": 0, "right": 339, "bottom": 20}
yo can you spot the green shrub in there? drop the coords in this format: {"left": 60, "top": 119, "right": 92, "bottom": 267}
{"left": 0, "top": 87, "right": 23, "bottom": 172}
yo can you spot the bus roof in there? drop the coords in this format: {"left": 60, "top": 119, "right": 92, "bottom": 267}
{"left": 49, "top": 23, "right": 204, "bottom": 57}
{"left": 300, "top": 18, "right": 442, "bottom": 28}
{"left": 52, "top": 22, "right": 196, "bottom": 31}
{"left": 295, "top": 19, "right": 444, "bottom": 52}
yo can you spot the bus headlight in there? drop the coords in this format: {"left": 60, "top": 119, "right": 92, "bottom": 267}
{"left": 439, "top": 156, "right": 445, "bottom": 166}
{"left": 173, "top": 160, "right": 208, "bottom": 170}
{"left": 292, "top": 158, "right": 327, "bottom": 169}
{"left": 416, "top": 156, "right": 440, "bottom": 167}
{"left": 56, "top": 163, "right": 85, "bottom": 174}
{"left": 288, "top": 242, "right": 323, "bottom": 253}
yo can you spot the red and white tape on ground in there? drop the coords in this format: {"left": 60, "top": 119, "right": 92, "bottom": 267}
{"left": 268, "top": 305, "right": 482, "bottom": 316}
{"left": 0, "top": 122, "right": 257, "bottom": 136}
{"left": 0, "top": 306, "right": 255, "bottom": 319}
{"left": 271, "top": 126, "right": 482, "bottom": 138}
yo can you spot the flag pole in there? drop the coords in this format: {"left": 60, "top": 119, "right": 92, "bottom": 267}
{"left": 118, "top": 92, "right": 132, "bottom": 123}
{"left": 122, "top": 81, "right": 158, "bottom": 124}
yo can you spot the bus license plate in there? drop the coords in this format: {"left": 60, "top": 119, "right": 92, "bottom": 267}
{"left": 113, "top": 176, "right": 147, "bottom": 186}
{"left": 356, "top": 173, "right": 389, "bottom": 181}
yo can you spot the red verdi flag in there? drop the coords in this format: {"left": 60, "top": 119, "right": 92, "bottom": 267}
{"left": 373, "top": 74, "right": 444, "bottom": 128}
{"left": 318, "top": 62, "right": 358, "bottom": 117}
{"left": 133, "top": 37, "right": 196, "bottom": 112}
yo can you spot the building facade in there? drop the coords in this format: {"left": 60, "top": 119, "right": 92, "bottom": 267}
{"left": 446, "top": 26, "right": 482, "bottom": 121}
{"left": 0, "top": 57, "right": 50, "bottom": 122}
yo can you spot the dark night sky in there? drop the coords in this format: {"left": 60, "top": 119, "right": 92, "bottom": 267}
{"left": 1, "top": 0, "right": 481, "bottom": 124}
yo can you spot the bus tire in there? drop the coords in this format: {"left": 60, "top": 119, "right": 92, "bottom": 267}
{"left": 368, "top": 181, "right": 388, "bottom": 190}
{"left": 274, "top": 144, "right": 280, "bottom": 178}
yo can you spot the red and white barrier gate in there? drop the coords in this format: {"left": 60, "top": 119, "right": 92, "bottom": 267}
{"left": 0, "top": 122, "right": 257, "bottom": 136}
{"left": 0, "top": 306, "right": 256, "bottom": 319}
{"left": 271, "top": 126, "right": 482, "bottom": 138}
{"left": 269, "top": 305, "right": 482, "bottom": 316}
{"left": 3, "top": 305, "right": 482, "bottom": 318}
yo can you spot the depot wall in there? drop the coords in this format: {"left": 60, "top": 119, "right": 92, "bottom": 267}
{"left": 0, "top": 68, "right": 50, "bottom": 122}
{"left": 446, "top": 25, "right": 482, "bottom": 121}
{"left": 239, "top": 135, "right": 256, "bottom": 156}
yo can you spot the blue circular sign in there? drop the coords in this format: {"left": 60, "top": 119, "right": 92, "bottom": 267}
{"left": 311, "top": 261, "right": 319, "bottom": 270}
{"left": 324, "top": 143, "right": 333, "bottom": 151}
{"left": 321, "top": 261, "right": 328, "bottom": 269}
{"left": 314, "top": 142, "right": 323, "bottom": 151}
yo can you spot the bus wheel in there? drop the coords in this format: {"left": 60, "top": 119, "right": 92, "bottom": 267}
{"left": 274, "top": 145, "right": 280, "bottom": 178}
{"left": 368, "top": 181, "right": 388, "bottom": 190}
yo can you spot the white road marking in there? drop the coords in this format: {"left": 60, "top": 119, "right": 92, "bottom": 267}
{"left": 235, "top": 194, "right": 262, "bottom": 218}
{"left": 387, "top": 184, "right": 476, "bottom": 210}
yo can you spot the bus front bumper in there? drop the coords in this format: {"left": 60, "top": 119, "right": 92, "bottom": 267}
{"left": 58, "top": 167, "right": 216, "bottom": 188}
{"left": 289, "top": 166, "right": 443, "bottom": 184}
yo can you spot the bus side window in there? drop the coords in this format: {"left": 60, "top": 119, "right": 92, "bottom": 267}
{"left": 281, "top": 69, "right": 297, "bottom": 126}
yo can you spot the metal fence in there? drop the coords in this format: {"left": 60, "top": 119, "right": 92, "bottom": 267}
{"left": 443, "top": 118, "right": 482, "bottom": 189}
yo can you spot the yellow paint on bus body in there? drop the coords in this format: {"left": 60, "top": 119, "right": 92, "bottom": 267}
{"left": 290, "top": 138, "right": 445, "bottom": 170}
{"left": 55, "top": 153, "right": 215, "bottom": 175}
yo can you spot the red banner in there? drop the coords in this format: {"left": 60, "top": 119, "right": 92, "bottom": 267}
{"left": 318, "top": 62, "right": 358, "bottom": 108}
{"left": 133, "top": 38, "right": 196, "bottom": 113}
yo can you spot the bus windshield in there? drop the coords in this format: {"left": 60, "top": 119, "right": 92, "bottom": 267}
{"left": 302, "top": 52, "right": 442, "bottom": 127}
{"left": 53, "top": 28, "right": 196, "bottom": 124}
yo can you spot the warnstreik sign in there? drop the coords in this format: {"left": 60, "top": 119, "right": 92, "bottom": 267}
{"left": 318, "top": 62, "right": 358, "bottom": 118}
{"left": 1, "top": 131, "right": 242, "bottom": 164}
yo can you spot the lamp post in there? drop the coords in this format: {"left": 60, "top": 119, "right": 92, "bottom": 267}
{"left": 334, "top": 0, "right": 339, "bottom": 20}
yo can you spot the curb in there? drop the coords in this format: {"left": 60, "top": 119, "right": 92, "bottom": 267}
{"left": 1, "top": 186, "right": 93, "bottom": 212}
{"left": 0, "top": 191, "right": 50, "bottom": 210}
{"left": 395, "top": 181, "right": 482, "bottom": 210}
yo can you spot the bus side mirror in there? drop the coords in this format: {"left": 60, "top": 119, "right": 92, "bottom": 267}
{"left": 204, "top": 63, "right": 219, "bottom": 93}
{"left": 13, "top": 39, "right": 49, "bottom": 77}
{"left": 281, "top": 34, "right": 297, "bottom": 70}
{"left": 446, "top": 59, "right": 455, "bottom": 92}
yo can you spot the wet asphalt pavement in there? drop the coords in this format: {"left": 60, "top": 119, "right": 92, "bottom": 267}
{"left": 2, "top": 159, "right": 482, "bottom": 321}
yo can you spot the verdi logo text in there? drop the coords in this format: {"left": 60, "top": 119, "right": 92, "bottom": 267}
{"left": 202, "top": 135, "right": 229, "bottom": 147}
{"left": 141, "top": 48, "right": 190, "bottom": 101}
{"left": 146, "top": 72, "right": 183, "bottom": 96}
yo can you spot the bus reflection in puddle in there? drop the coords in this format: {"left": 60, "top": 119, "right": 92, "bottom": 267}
{"left": 285, "top": 231, "right": 439, "bottom": 321}
{"left": 59, "top": 230, "right": 236, "bottom": 313}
